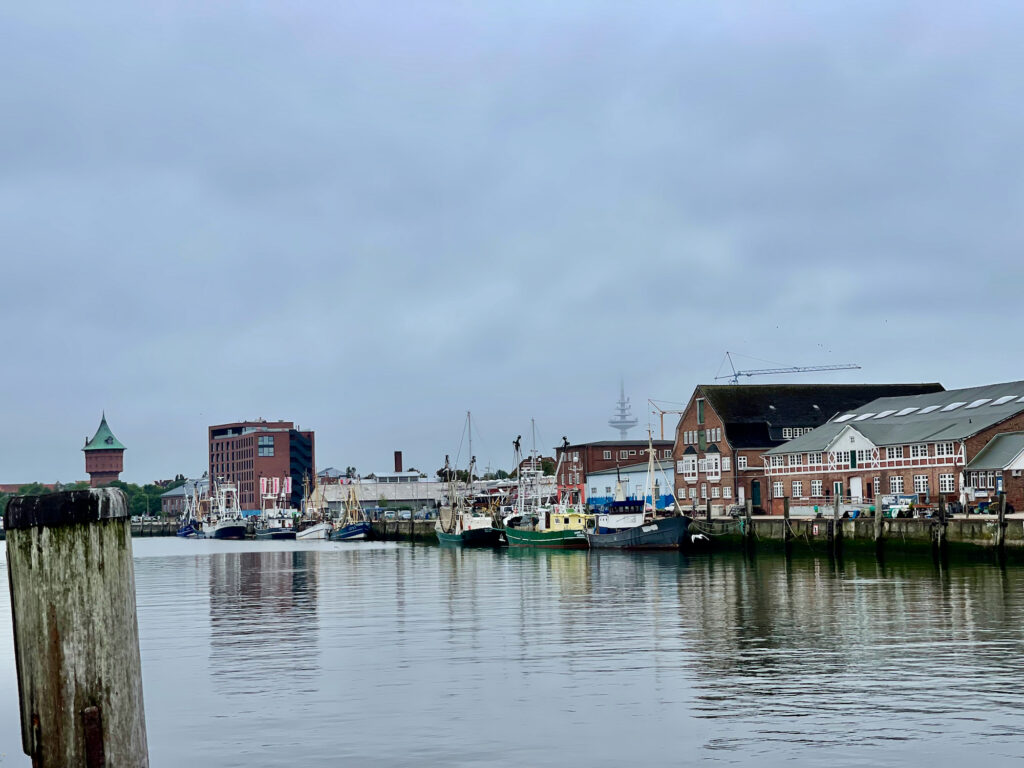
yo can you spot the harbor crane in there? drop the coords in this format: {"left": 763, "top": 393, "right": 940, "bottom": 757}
{"left": 715, "top": 351, "right": 860, "bottom": 384}
{"left": 649, "top": 399, "right": 688, "bottom": 440}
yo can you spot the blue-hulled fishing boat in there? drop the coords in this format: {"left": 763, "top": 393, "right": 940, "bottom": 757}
{"left": 330, "top": 482, "right": 373, "bottom": 541}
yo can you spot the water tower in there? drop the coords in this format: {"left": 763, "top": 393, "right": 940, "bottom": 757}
{"left": 608, "top": 381, "right": 639, "bottom": 439}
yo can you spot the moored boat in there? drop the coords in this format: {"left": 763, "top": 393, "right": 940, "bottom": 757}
{"left": 296, "top": 472, "right": 333, "bottom": 540}
{"left": 584, "top": 434, "right": 691, "bottom": 550}
{"left": 504, "top": 428, "right": 591, "bottom": 549}
{"left": 434, "top": 414, "right": 504, "bottom": 547}
{"left": 330, "top": 482, "right": 373, "bottom": 541}
{"left": 207, "top": 480, "right": 248, "bottom": 540}
{"left": 254, "top": 487, "right": 297, "bottom": 540}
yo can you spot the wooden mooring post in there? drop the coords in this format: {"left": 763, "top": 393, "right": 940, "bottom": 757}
{"left": 874, "top": 498, "right": 885, "bottom": 555}
{"left": 743, "top": 498, "right": 754, "bottom": 552}
{"left": 832, "top": 494, "right": 843, "bottom": 558}
{"left": 782, "top": 496, "right": 792, "bottom": 552}
{"left": 4, "top": 488, "right": 149, "bottom": 767}
{"left": 996, "top": 491, "right": 1007, "bottom": 557}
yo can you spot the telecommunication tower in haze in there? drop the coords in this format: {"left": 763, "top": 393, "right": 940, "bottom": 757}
{"left": 608, "top": 381, "right": 639, "bottom": 439}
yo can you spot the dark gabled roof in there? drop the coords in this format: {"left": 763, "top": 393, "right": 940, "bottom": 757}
{"left": 560, "top": 439, "right": 673, "bottom": 449}
{"left": 698, "top": 383, "right": 945, "bottom": 449}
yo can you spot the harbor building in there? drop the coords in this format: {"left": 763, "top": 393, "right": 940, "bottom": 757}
{"left": 83, "top": 413, "right": 126, "bottom": 487}
{"left": 763, "top": 381, "right": 1024, "bottom": 514}
{"left": 160, "top": 477, "right": 209, "bottom": 518}
{"left": 672, "top": 383, "right": 944, "bottom": 515}
{"left": 555, "top": 439, "right": 673, "bottom": 502}
{"left": 585, "top": 459, "right": 676, "bottom": 510}
{"left": 208, "top": 420, "right": 315, "bottom": 511}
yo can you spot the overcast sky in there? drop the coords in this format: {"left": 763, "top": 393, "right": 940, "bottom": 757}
{"left": 2, "top": 1, "right": 1022, "bottom": 484}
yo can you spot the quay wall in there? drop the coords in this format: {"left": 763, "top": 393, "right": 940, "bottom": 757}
{"left": 371, "top": 520, "right": 437, "bottom": 543}
{"left": 692, "top": 514, "right": 1024, "bottom": 556}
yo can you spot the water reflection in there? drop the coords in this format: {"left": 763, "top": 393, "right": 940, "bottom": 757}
{"left": 208, "top": 551, "right": 320, "bottom": 690}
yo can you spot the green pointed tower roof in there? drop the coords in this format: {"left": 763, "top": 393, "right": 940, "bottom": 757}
{"left": 83, "top": 412, "right": 126, "bottom": 452}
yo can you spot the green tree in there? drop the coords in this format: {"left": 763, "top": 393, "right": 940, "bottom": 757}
{"left": 541, "top": 459, "right": 555, "bottom": 476}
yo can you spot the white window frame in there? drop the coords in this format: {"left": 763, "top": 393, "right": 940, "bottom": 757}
{"left": 700, "top": 483, "right": 707, "bottom": 499}
{"left": 737, "top": 456, "right": 748, "bottom": 470}
{"left": 711, "top": 486, "right": 720, "bottom": 498}
{"left": 914, "top": 474, "right": 929, "bottom": 494}
{"left": 939, "top": 474, "right": 955, "bottom": 493}
{"left": 772, "top": 481, "right": 784, "bottom": 498}
{"left": 910, "top": 444, "right": 929, "bottom": 459}
{"left": 792, "top": 480, "right": 803, "bottom": 498}
{"left": 890, "top": 475, "right": 905, "bottom": 493}
{"left": 811, "top": 480, "right": 823, "bottom": 497}
{"left": 604, "top": 450, "right": 612, "bottom": 460}
{"left": 723, "top": 486, "right": 732, "bottom": 499}
{"left": 722, "top": 457, "right": 731, "bottom": 472}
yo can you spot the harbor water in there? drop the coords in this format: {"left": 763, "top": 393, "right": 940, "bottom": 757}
{"left": 2, "top": 540, "right": 1024, "bottom": 767}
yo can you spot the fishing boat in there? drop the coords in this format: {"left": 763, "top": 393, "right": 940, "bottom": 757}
{"left": 504, "top": 427, "right": 589, "bottom": 549}
{"left": 434, "top": 413, "right": 504, "bottom": 547}
{"left": 176, "top": 483, "right": 202, "bottom": 538}
{"left": 585, "top": 434, "right": 691, "bottom": 550}
{"left": 296, "top": 473, "right": 332, "bottom": 540}
{"left": 330, "top": 481, "right": 372, "bottom": 541}
{"left": 254, "top": 487, "right": 297, "bottom": 540}
{"left": 207, "top": 481, "right": 248, "bottom": 540}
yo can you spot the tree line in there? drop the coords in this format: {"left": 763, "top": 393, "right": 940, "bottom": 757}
{"left": 0, "top": 477, "right": 187, "bottom": 518}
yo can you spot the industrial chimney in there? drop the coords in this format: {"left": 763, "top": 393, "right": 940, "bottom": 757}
{"left": 394, "top": 451, "right": 403, "bottom": 473}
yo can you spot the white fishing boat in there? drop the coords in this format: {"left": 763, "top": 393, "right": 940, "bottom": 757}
{"left": 207, "top": 481, "right": 248, "bottom": 540}
{"left": 296, "top": 473, "right": 332, "bottom": 540}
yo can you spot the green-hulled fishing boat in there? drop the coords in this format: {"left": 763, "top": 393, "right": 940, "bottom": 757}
{"left": 503, "top": 426, "right": 591, "bottom": 549}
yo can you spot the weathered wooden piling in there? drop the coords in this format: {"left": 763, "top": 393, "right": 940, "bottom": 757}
{"left": 782, "top": 496, "right": 792, "bottom": 551}
{"left": 996, "top": 491, "right": 1007, "bottom": 555}
{"left": 874, "top": 499, "right": 885, "bottom": 554}
{"left": 743, "top": 498, "right": 754, "bottom": 552}
{"left": 705, "top": 499, "right": 711, "bottom": 522}
{"left": 4, "top": 488, "right": 149, "bottom": 767}
{"left": 832, "top": 494, "right": 843, "bottom": 557}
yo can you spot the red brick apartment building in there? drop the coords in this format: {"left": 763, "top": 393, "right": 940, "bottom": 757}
{"left": 672, "top": 383, "right": 944, "bottom": 514}
{"left": 209, "top": 420, "right": 315, "bottom": 510}
{"left": 763, "top": 381, "right": 1024, "bottom": 514}
{"left": 555, "top": 439, "right": 673, "bottom": 501}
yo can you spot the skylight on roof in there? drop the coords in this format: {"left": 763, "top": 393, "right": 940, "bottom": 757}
{"left": 918, "top": 405, "right": 941, "bottom": 414}
{"left": 854, "top": 413, "right": 875, "bottom": 421}
{"left": 834, "top": 414, "right": 856, "bottom": 423}
{"left": 941, "top": 402, "right": 967, "bottom": 412}
{"left": 991, "top": 396, "right": 1017, "bottom": 405}
{"left": 873, "top": 410, "right": 897, "bottom": 419}
{"left": 966, "top": 399, "right": 991, "bottom": 409}
{"left": 895, "top": 407, "right": 918, "bottom": 416}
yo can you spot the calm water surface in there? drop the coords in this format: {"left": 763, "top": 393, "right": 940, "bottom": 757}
{"left": 2, "top": 539, "right": 1024, "bottom": 766}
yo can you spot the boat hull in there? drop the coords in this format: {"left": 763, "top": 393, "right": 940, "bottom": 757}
{"left": 176, "top": 524, "right": 200, "bottom": 538}
{"left": 504, "top": 528, "right": 588, "bottom": 549}
{"left": 296, "top": 522, "right": 332, "bottom": 540}
{"left": 435, "top": 526, "right": 504, "bottom": 547}
{"left": 585, "top": 516, "right": 691, "bottom": 550}
{"left": 330, "top": 522, "right": 372, "bottom": 541}
{"left": 254, "top": 528, "right": 296, "bottom": 540}
{"left": 212, "top": 522, "right": 248, "bottom": 540}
